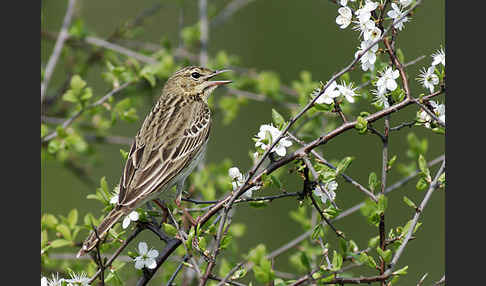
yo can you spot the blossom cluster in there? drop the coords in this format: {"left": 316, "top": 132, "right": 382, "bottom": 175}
{"left": 417, "top": 100, "right": 445, "bottom": 128}
{"left": 335, "top": 0, "right": 411, "bottom": 72}
{"left": 228, "top": 167, "right": 260, "bottom": 198}
{"left": 415, "top": 48, "right": 445, "bottom": 127}
{"left": 313, "top": 180, "right": 338, "bottom": 204}
{"left": 417, "top": 48, "right": 445, "bottom": 93}
{"left": 254, "top": 124, "right": 293, "bottom": 157}
{"left": 41, "top": 272, "right": 91, "bottom": 286}
{"left": 313, "top": 80, "right": 359, "bottom": 105}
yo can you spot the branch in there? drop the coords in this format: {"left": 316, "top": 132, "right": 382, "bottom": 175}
{"left": 41, "top": 0, "right": 77, "bottom": 103}
{"left": 385, "top": 160, "right": 446, "bottom": 275}
{"left": 199, "top": 0, "right": 208, "bottom": 66}
{"left": 210, "top": 0, "right": 256, "bottom": 28}
{"left": 41, "top": 81, "right": 132, "bottom": 143}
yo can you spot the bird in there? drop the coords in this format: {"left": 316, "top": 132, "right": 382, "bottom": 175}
{"left": 77, "top": 66, "right": 231, "bottom": 257}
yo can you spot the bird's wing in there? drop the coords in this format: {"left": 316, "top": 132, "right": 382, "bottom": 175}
{"left": 118, "top": 97, "right": 211, "bottom": 207}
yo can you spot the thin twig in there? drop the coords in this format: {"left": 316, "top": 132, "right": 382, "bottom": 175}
{"left": 42, "top": 81, "right": 132, "bottom": 143}
{"left": 41, "top": 0, "right": 77, "bottom": 103}
{"left": 385, "top": 160, "right": 446, "bottom": 275}
{"left": 210, "top": 0, "right": 256, "bottom": 28}
{"left": 199, "top": 0, "right": 208, "bottom": 66}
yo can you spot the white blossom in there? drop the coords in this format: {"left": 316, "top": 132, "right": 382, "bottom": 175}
{"left": 315, "top": 81, "right": 340, "bottom": 105}
{"left": 372, "top": 89, "right": 390, "bottom": 108}
{"left": 352, "top": 19, "right": 375, "bottom": 39}
{"left": 337, "top": 81, "right": 359, "bottom": 103}
{"left": 336, "top": 7, "right": 353, "bottom": 29}
{"left": 417, "top": 109, "right": 432, "bottom": 128}
{"left": 66, "top": 272, "right": 91, "bottom": 286}
{"left": 355, "top": 40, "right": 378, "bottom": 71}
{"left": 313, "top": 181, "right": 338, "bottom": 204}
{"left": 417, "top": 66, "right": 439, "bottom": 93}
{"left": 399, "top": 0, "right": 413, "bottom": 7}
{"left": 363, "top": 26, "right": 382, "bottom": 42}
{"left": 228, "top": 166, "right": 260, "bottom": 198}
{"left": 387, "top": 3, "right": 409, "bottom": 31}
{"left": 340, "top": 0, "right": 348, "bottom": 6}
{"left": 228, "top": 167, "right": 243, "bottom": 181}
{"left": 122, "top": 211, "right": 139, "bottom": 229}
{"left": 134, "top": 242, "right": 159, "bottom": 270}
{"left": 42, "top": 274, "right": 63, "bottom": 286}
{"left": 417, "top": 100, "right": 445, "bottom": 128}
{"left": 254, "top": 124, "right": 293, "bottom": 157}
{"left": 376, "top": 67, "right": 400, "bottom": 94}
{"left": 431, "top": 48, "right": 445, "bottom": 66}
{"left": 355, "top": 0, "right": 378, "bottom": 23}
{"left": 430, "top": 101, "right": 446, "bottom": 124}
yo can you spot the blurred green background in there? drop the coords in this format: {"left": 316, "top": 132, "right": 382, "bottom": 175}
{"left": 41, "top": 0, "right": 444, "bottom": 285}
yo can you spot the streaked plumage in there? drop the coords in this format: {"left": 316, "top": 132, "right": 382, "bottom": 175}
{"left": 77, "top": 66, "right": 231, "bottom": 257}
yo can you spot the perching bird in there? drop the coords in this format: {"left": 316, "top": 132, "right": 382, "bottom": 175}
{"left": 77, "top": 66, "right": 231, "bottom": 257}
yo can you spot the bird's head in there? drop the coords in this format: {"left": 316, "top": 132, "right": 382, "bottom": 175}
{"left": 163, "top": 66, "right": 232, "bottom": 101}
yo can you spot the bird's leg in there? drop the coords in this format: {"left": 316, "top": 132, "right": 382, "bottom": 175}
{"left": 175, "top": 180, "right": 198, "bottom": 227}
{"left": 152, "top": 199, "right": 169, "bottom": 225}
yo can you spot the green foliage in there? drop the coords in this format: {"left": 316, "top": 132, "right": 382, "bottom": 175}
{"left": 355, "top": 116, "right": 368, "bottom": 133}
{"left": 360, "top": 194, "right": 387, "bottom": 227}
{"left": 63, "top": 75, "right": 93, "bottom": 106}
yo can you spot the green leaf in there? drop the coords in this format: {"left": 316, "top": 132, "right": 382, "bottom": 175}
{"left": 392, "top": 265, "right": 408, "bottom": 275}
{"left": 50, "top": 239, "right": 72, "bottom": 248}
{"left": 376, "top": 247, "right": 392, "bottom": 263}
{"left": 41, "top": 214, "right": 59, "bottom": 229}
{"left": 70, "top": 75, "right": 87, "bottom": 90}
{"left": 355, "top": 116, "right": 368, "bottom": 133}
{"left": 403, "top": 196, "right": 417, "bottom": 209}
{"left": 247, "top": 244, "right": 267, "bottom": 265}
{"left": 162, "top": 223, "right": 177, "bottom": 237}
{"left": 331, "top": 250, "right": 343, "bottom": 271}
{"left": 56, "top": 224, "right": 72, "bottom": 241}
{"left": 368, "top": 172, "right": 378, "bottom": 192}
{"left": 336, "top": 157, "right": 354, "bottom": 175}
{"left": 272, "top": 109, "right": 286, "bottom": 129}
{"left": 418, "top": 155, "right": 431, "bottom": 181}
{"left": 388, "top": 155, "right": 397, "bottom": 169}
{"left": 220, "top": 235, "right": 233, "bottom": 250}
{"left": 416, "top": 177, "right": 429, "bottom": 191}
{"left": 377, "top": 194, "right": 388, "bottom": 213}
{"left": 67, "top": 209, "right": 78, "bottom": 229}
{"left": 368, "top": 236, "right": 380, "bottom": 248}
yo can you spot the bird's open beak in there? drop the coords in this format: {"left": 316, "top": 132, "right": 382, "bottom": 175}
{"left": 205, "top": 69, "right": 232, "bottom": 87}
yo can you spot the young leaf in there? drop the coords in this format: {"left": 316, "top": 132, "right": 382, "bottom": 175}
{"left": 272, "top": 108, "right": 286, "bottom": 129}
{"left": 336, "top": 157, "right": 354, "bottom": 175}
{"left": 403, "top": 196, "right": 417, "bottom": 209}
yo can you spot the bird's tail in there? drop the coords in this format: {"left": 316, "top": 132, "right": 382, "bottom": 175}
{"left": 76, "top": 207, "right": 125, "bottom": 258}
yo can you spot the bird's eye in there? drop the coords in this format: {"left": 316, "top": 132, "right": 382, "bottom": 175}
{"left": 191, "top": 72, "right": 201, "bottom": 79}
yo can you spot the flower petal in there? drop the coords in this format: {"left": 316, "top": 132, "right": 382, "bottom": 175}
{"left": 386, "top": 79, "right": 397, "bottom": 91}
{"left": 147, "top": 249, "right": 159, "bottom": 258}
{"left": 135, "top": 259, "right": 145, "bottom": 270}
{"left": 122, "top": 216, "right": 130, "bottom": 229}
{"left": 146, "top": 258, "right": 157, "bottom": 269}
{"left": 138, "top": 241, "right": 148, "bottom": 255}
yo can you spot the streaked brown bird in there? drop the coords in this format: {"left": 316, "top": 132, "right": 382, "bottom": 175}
{"left": 77, "top": 66, "right": 231, "bottom": 257}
